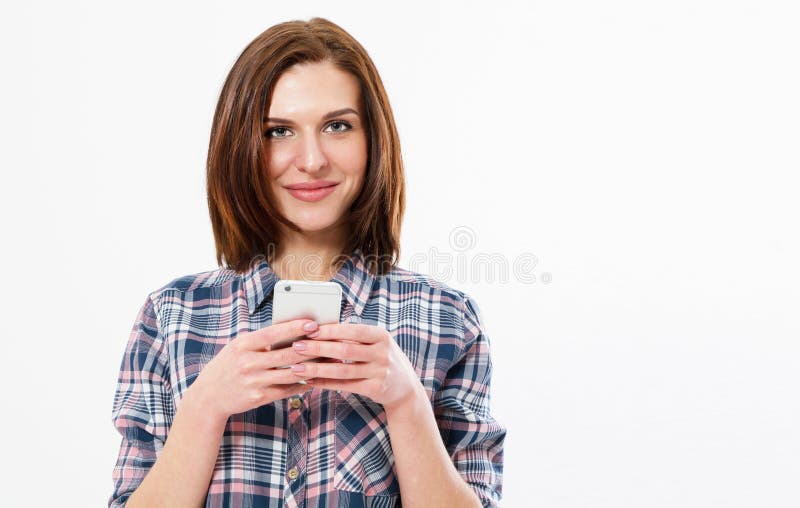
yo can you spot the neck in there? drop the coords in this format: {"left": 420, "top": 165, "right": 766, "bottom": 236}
{"left": 271, "top": 225, "right": 350, "bottom": 281}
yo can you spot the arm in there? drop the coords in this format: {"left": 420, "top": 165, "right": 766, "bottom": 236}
{"left": 385, "top": 294, "right": 505, "bottom": 507}
{"left": 290, "top": 295, "right": 505, "bottom": 506}
{"left": 109, "top": 295, "right": 227, "bottom": 508}
{"left": 384, "top": 385, "right": 484, "bottom": 507}
{"left": 430, "top": 295, "right": 506, "bottom": 507}
{"left": 123, "top": 388, "right": 228, "bottom": 508}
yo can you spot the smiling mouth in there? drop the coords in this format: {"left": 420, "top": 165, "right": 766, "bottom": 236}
{"left": 284, "top": 183, "right": 339, "bottom": 202}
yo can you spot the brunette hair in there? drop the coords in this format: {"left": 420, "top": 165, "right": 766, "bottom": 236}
{"left": 206, "top": 17, "right": 405, "bottom": 276}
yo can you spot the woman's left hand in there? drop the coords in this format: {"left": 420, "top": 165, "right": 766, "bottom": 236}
{"left": 288, "top": 323, "right": 423, "bottom": 410}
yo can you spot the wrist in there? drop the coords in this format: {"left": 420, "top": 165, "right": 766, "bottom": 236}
{"left": 384, "top": 382, "right": 429, "bottom": 418}
{"left": 182, "top": 382, "right": 229, "bottom": 428}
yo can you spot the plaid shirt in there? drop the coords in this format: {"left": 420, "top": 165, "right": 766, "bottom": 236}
{"left": 110, "top": 249, "right": 505, "bottom": 507}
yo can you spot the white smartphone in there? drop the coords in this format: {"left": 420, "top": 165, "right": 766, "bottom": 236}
{"left": 270, "top": 280, "right": 342, "bottom": 351}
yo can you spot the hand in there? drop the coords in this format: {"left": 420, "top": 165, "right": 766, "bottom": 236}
{"left": 288, "top": 323, "right": 424, "bottom": 410}
{"left": 187, "top": 319, "right": 320, "bottom": 421}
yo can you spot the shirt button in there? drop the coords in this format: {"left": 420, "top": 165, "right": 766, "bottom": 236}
{"left": 287, "top": 467, "right": 299, "bottom": 480}
{"left": 289, "top": 397, "right": 302, "bottom": 410}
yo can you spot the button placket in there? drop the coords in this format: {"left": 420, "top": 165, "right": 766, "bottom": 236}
{"left": 285, "top": 392, "right": 308, "bottom": 505}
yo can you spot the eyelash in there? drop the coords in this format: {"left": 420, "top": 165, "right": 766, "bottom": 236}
{"left": 264, "top": 121, "right": 353, "bottom": 139}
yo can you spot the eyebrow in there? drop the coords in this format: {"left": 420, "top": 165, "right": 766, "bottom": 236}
{"left": 263, "top": 107, "right": 359, "bottom": 124}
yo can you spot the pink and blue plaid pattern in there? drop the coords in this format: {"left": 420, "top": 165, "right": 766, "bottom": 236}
{"left": 110, "top": 249, "right": 505, "bottom": 507}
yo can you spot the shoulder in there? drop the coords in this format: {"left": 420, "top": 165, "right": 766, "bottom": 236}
{"left": 145, "top": 265, "right": 239, "bottom": 304}
{"left": 382, "top": 265, "right": 481, "bottom": 321}
{"left": 383, "top": 265, "right": 489, "bottom": 361}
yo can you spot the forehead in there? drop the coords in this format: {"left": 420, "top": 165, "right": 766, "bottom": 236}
{"left": 267, "top": 61, "right": 361, "bottom": 117}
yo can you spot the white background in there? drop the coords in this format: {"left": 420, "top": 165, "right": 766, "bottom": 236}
{"left": 2, "top": 1, "right": 798, "bottom": 506}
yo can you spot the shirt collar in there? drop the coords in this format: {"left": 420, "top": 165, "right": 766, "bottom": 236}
{"left": 242, "top": 248, "right": 375, "bottom": 317}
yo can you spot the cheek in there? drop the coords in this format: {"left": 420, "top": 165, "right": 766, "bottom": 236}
{"left": 332, "top": 138, "right": 368, "bottom": 178}
{"left": 267, "top": 148, "right": 294, "bottom": 178}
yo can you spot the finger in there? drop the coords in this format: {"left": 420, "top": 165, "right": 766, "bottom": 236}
{"left": 306, "top": 377, "right": 372, "bottom": 394}
{"left": 291, "top": 339, "right": 375, "bottom": 362}
{"left": 258, "top": 347, "right": 321, "bottom": 370}
{"left": 264, "top": 382, "right": 312, "bottom": 401}
{"left": 290, "top": 360, "right": 379, "bottom": 380}
{"left": 308, "top": 323, "right": 388, "bottom": 344}
{"left": 315, "top": 357, "right": 342, "bottom": 364}
{"left": 256, "top": 365, "right": 317, "bottom": 385}
{"left": 236, "top": 319, "right": 318, "bottom": 351}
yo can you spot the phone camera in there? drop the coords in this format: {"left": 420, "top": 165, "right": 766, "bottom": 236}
{"left": 285, "top": 285, "right": 291, "bottom": 292}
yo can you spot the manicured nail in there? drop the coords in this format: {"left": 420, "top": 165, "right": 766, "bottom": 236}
{"left": 291, "top": 363, "right": 305, "bottom": 372}
{"left": 292, "top": 341, "right": 307, "bottom": 351}
{"left": 303, "top": 321, "right": 318, "bottom": 331}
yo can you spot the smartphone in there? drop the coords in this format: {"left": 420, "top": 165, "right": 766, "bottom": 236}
{"left": 270, "top": 280, "right": 342, "bottom": 351}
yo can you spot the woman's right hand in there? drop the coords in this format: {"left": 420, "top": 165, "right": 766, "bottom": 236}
{"left": 186, "top": 318, "right": 320, "bottom": 421}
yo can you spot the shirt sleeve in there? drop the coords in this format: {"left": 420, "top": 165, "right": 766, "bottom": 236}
{"left": 108, "top": 294, "right": 174, "bottom": 507}
{"left": 433, "top": 294, "right": 506, "bottom": 507}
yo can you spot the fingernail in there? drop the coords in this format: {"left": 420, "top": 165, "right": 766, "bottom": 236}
{"left": 291, "top": 363, "right": 305, "bottom": 372}
{"left": 292, "top": 341, "right": 307, "bottom": 351}
{"left": 303, "top": 321, "right": 318, "bottom": 331}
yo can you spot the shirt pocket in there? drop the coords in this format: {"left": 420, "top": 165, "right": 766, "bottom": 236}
{"left": 333, "top": 392, "right": 401, "bottom": 497}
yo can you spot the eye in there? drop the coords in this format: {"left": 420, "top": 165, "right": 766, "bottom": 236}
{"left": 264, "top": 127, "right": 291, "bottom": 139}
{"left": 325, "top": 121, "right": 352, "bottom": 133}
{"left": 264, "top": 121, "right": 353, "bottom": 139}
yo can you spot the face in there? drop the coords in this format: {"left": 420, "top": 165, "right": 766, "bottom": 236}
{"left": 263, "top": 60, "right": 368, "bottom": 236}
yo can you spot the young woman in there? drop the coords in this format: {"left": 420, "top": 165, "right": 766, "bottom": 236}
{"left": 110, "top": 17, "right": 505, "bottom": 508}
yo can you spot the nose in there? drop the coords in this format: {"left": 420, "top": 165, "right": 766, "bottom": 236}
{"left": 294, "top": 132, "right": 328, "bottom": 174}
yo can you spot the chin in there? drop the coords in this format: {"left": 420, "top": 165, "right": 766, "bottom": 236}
{"left": 286, "top": 213, "right": 341, "bottom": 234}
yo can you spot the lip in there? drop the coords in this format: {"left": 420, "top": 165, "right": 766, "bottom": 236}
{"left": 284, "top": 181, "right": 339, "bottom": 202}
{"left": 285, "top": 180, "right": 339, "bottom": 190}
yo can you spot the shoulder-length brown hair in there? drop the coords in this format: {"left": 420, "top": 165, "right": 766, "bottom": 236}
{"left": 206, "top": 17, "right": 405, "bottom": 276}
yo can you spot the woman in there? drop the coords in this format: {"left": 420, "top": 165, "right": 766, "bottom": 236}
{"left": 110, "top": 17, "right": 505, "bottom": 508}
